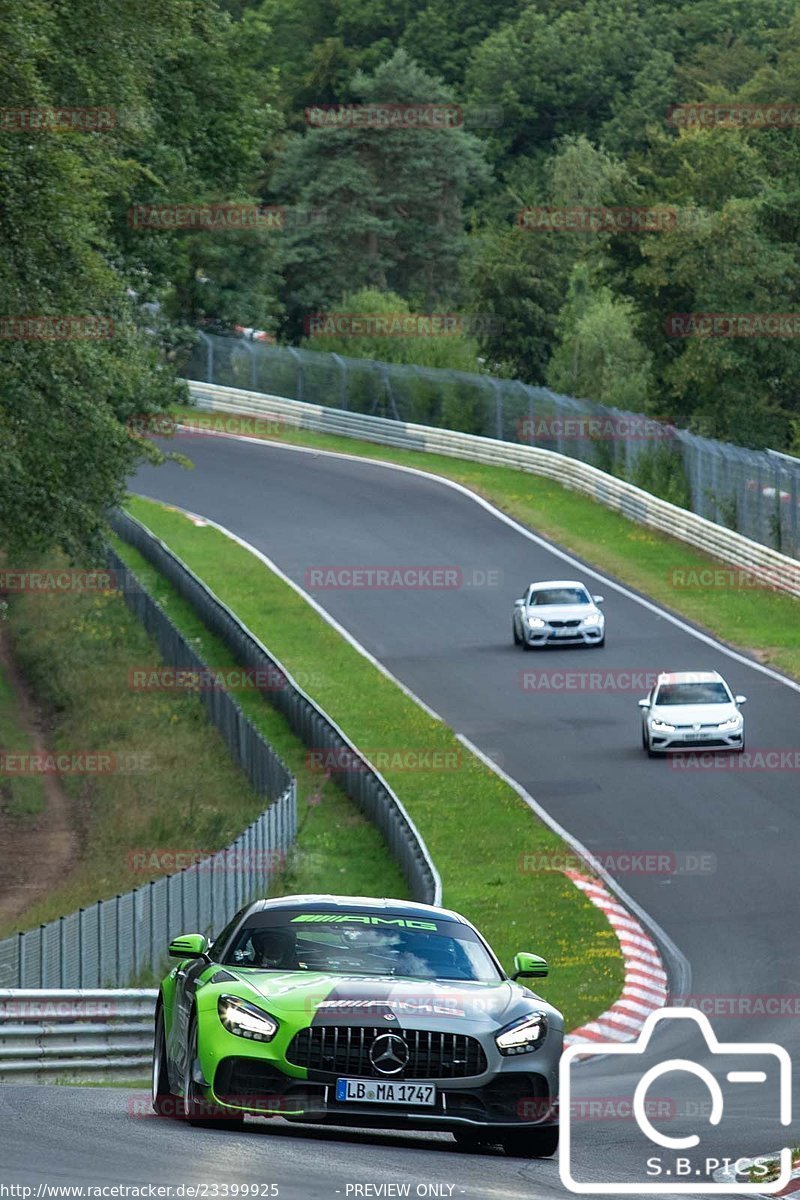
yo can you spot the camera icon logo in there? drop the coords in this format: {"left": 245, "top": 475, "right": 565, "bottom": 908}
{"left": 560, "top": 1007, "right": 792, "bottom": 1193}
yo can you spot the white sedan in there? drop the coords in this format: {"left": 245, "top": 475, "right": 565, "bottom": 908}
{"left": 512, "top": 580, "right": 605, "bottom": 649}
{"left": 639, "top": 671, "right": 746, "bottom": 756}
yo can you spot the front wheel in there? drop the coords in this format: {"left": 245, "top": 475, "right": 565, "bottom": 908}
{"left": 152, "top": 1005, "right": 178, "bottom": 1117}
{"left": 642, "top": 727, "right": 656, "bottom": 759}
{"left": 502, "top": 1125, "right": 559, "bottom": 1158}
{"left": 512, "top": 619, "right": 522, "bottom": 646}
{"left": 183, "top": 1016, "right": 245, "bottom": 1131}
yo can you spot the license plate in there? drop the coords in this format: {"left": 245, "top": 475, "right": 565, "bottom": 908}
{"left": 335, "top": 1078, "right": 436, "bottom": 1106}
{"left": 554, "top": 628, "right": 575, "bottom": 637}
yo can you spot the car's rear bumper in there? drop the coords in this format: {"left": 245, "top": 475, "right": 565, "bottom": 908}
{"left": 208, "top": 1057, "right": 557, "bottom": 1131}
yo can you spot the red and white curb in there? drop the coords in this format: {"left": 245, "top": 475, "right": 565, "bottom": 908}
{"left": 564, "top": 870, "right": 668, "bottom": 1047}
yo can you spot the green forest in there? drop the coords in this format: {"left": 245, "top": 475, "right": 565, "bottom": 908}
{"left": 4, "top": 0, "right": 800, "bottom": 554}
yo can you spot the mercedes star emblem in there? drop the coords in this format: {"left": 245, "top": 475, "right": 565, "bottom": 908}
{"left": 369, "top": 1033, "right": 409, "bottom": 1075}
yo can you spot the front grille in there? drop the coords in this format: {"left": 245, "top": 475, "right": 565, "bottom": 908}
{"left": 287, "top": 1025, "right": 487, "bottom": 1079}
{"left": 548, "top": 619, "right": 582, "bottom": 628}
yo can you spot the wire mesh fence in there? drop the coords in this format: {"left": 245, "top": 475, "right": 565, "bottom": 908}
{"left": 109, "top": 508, "right": 440, "bottom": 907}
{"left": 184, "top": 332, "right": 800, "bottom": 559}
{"left": 0, "top": 550, "right": 296, "bottom": 989}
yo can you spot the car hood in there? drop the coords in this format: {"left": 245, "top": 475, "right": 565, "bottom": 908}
{"left": 650, "top": 702, "right": 738, "bottom": 724}
{"left": 217, "top": 970, "right": 563, "bottom": 1031}
{"left": 524, "top": 604, "right": 598, "bottom": 621}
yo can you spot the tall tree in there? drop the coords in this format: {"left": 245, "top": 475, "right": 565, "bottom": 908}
{"left": 271, "top": 50, "right": 491, "bottom": 338}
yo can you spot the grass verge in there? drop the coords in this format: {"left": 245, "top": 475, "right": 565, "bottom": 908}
{"left": 1, "top": 552, "right": 405, "bottom": 941}
{"left": 123, "top": 496, "right": 625, "bottom": 1032}
{"left": 169, "top": 404, "right": 800, "bottom": 682}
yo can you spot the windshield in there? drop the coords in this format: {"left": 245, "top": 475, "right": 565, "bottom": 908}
{"left": 655, "top": 682, "right": 731, "bottom": 706}
{"left": 221, "top": 911, "right": 503, "bottom": 982}
{"left": 529, "top": 587, "right": 590, "bottom": 606}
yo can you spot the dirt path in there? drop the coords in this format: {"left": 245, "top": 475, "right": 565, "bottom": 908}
{"left": 0, "top": 628, "right": 79, "bottom": 932}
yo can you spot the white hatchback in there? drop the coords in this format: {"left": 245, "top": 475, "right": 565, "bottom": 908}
{"left": 639, "top": 671, "right": 746, "bottom": 756}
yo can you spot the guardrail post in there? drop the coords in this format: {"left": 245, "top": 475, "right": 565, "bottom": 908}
{"left": 39, "top": 924, "right": 45, "bottom": 988}
{"left": 97, "top": 900, "right": 103, "bottom": 987}
{"left": 286, "top": 347, "right": 304, "bottom": 402}
{"left": 18, "top": 932, "right": 24, "bottom": 989}
{"left": 196, "top": 330, "right": 214, "bottom": 383}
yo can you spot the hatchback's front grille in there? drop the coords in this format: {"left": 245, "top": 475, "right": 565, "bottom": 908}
{"left": 287, "top": 1025, "right": 487, "bottom": 1079}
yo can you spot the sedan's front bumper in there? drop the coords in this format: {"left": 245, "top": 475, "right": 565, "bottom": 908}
{"left": 525, "top": 625, "right": 603, "bottom": 646}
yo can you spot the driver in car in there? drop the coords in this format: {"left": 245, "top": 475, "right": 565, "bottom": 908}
{"left": 248, "top": 927, "right": 298, "bottom": 970}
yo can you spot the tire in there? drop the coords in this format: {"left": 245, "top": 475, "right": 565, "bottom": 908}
{"left": 595, "top": 636, "right": 605, "bottom": 648}
{"left": 522, "top": 636, "right": 534, "bottom": 652}
{"left": 183, "top": 1015, "right": 245, "bottom": 1131}
{"left": 513, "top": 620, "right": 522, "bottom": 646}
{"left": 152, "top": 1004, "right": 178, "bottom": 1118}
{"left": 642, "top": 727, "right": 656, "bottom": 759}
{"left": 502, "top": 1125, "right": 559, "bottom": 1158}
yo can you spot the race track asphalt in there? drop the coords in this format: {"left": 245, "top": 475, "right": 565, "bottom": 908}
{"left": 3, "top": 432, "right": 796, "bottom": 1197}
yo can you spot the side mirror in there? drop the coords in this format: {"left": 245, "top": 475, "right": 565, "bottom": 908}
{"left": 512, "top": 952, "right": 548, "bottom": 980}
{"left": 168, "top": 933, "right": 209, "bottom": 960}
{"left": 638, "top": 698, "right": 649, "bottom": 709}
{"left": 735, "top": 695, "right": 747, "bottom": 705}
{"left": 592, "top": 595, "right": 605, "bottom": 605}
{"left": 514, "top": 598, "right": 526, "bottom": 607}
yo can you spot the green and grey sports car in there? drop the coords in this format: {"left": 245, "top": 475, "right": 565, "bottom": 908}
{"left": 152, "top": 894, "right": 563, "bottom": 1157}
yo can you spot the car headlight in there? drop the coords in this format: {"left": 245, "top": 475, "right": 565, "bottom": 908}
{"left": 527, "top": 617, "right": 546, "bottom": 629}
{"left": 582, "top": 613, "right": 602, "bottom": 627}
{"left": 218, "top": 995, "right": 279, "bottom": 1042}
{"left": 495, "top": 1012, "right": 548, "bottom": 1056}
{"left": 717, "top": 716, "right": 742, "bottom": 731}
{"left": 650, "top": 719, "right": 676, "bottom": 733}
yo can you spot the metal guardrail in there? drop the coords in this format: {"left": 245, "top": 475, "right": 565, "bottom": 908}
{"left": 185, "top": 334, "right": 800, "bottom": 560}
{"left": 110, "top": 509, "right": 442, "bottom": 907}
{"left": 185, "top": 381, "right": 800, "bottom": 600}
{"left": 0, "top": 989, "right": 157, "bottom": 1083}
{"left": 0, "top": 551, "right": 297, "bottom": 991}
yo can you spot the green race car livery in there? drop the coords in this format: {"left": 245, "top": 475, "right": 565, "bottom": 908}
{"left": 152, "top": 894, "right": 563, "bottom": 1157}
